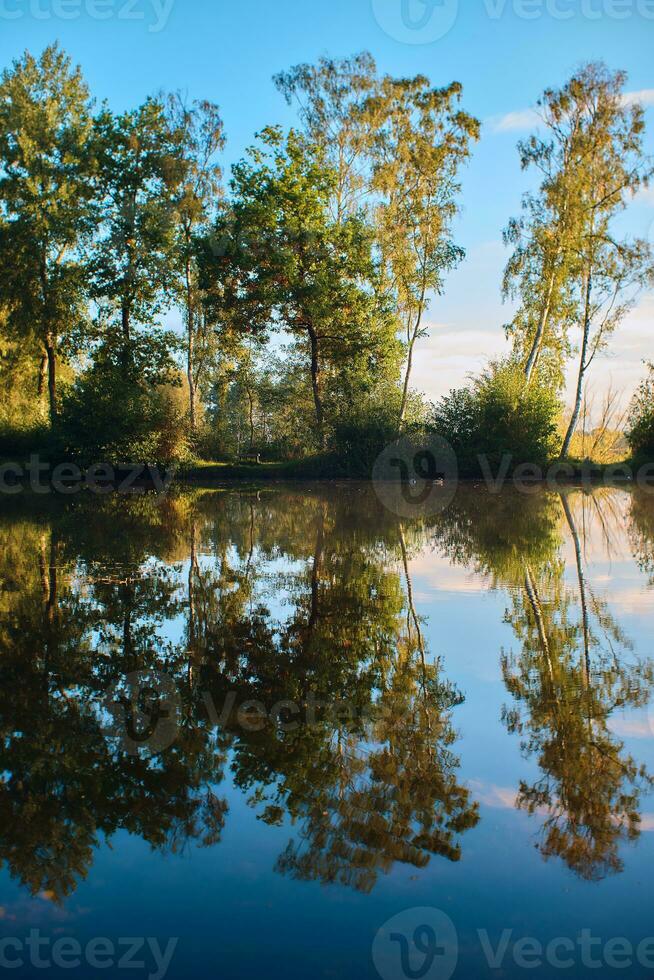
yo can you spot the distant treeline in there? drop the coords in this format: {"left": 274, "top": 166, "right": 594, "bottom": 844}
{"left": 0, "top": 46, "right": 652, "bottom": 470}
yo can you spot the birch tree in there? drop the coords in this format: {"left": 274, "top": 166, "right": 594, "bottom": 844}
{"left": 558, "top": 65, "right": 653, "bottom": 456}
{"left": 365, "top": 77, "right": 479, "bottom": 424}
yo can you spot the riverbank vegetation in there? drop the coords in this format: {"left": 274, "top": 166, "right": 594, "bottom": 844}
{"left": 0, "top": 47, "right": 652, "bottom": 476}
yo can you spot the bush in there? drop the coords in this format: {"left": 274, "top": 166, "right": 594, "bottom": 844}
{"left": 431, "top": 360, "right": 562, "bottom": 477}
{"left": 331, "top": 415, "right": 399, "bottom": 477}
{"left": 626, "top": 364, "right": 654, "bottom": 461}
{"left": 59, "top": 334, "right": 188, "bottom": 466}
{"left": 330, "top": 386, "right": 407, "bottom": 477}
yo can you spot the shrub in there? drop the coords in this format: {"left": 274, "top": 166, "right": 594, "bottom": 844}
{"left": 59, "top": 333, "right": 188, "bottom": 466}
{"left": 626, "top": 364, "right": 654, "bottom": 461}
{"left": 330, "top": 386, "right": 407, "bottom": 477}
{"left": 431, "top": 360, "right": 562, "bottom": 477}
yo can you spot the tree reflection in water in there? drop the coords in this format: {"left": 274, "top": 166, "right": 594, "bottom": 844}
{"left": 495, "top": 491, "right": 653, "bottom": 881}
{"left": 0, "top": 485, "right": 652, "bottom": 899}
{"left": 0, "top": 489, "right": 477, "bottom": 900}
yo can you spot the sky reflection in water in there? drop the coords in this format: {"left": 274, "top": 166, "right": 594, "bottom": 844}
{"left": 0, "top": 484, "right": 653, "bottom": 978}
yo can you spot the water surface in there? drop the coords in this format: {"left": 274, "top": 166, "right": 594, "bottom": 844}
{"left": 1, "top": 485, "right": 653, "bottom": 978}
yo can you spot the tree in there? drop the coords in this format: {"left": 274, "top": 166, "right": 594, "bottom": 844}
{"left": 167, "top": 94, "right": 224, "bottom": 433}
{"left": 504, "top": 64, "right": 653, "bottom": 455}
{"left": 0, "top": 44, "right": 95, "bottom": 422}
{"left": 559, "top": 71, "right": 653, "bottom": 455}
{"left": 213, "top": 127, "right": 398, "bottom": 450}
{"left": 274, "top": 52, "right": 377, "bottom": 224}
{"left": 364, "top": 76, "right": 479, "bottom": 424}
{"left": 502, "top": 91, "right": 582, "bottom": 387}
{"left": 506, "top": 66, "right": 653, "bottom": 432}
{"left": 277, "top": 55, "right": 479, "bottom": 429}
{"left": 91, "top": 97, "right": 183, "bottom": 359}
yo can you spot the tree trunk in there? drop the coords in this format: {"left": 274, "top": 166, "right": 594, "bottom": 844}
{"left": 399, "top": 300, "right": 425, "bottom": 427}
{"left": 37, "top": 353, "right": 47, "bottom": 398}
{"left": 307, "top": 325, "right": 325, "bottom": 450}
{"left": 45, "top": 338, "right": 57, "bottom": 423}
{"left": 247, "top": 387, "right": 255, "bottom": 453}
{"left": 524, "top": 272, "right": 556, "bottom": 384}
{"left": 122, "top": 303, "right": 131, "bottom": 343}
{"left": 399, "top": 335, "right": 415, "bottom": 426}
{"left": 185, "top": 252, "right": 197, "bottom": 433}
{"left": 561, "top": 269, "right": 592, "bottom": 458}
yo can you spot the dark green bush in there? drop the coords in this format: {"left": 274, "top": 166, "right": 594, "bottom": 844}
{"left": 330, "top": 393, "right": 403, "bottom": 477}
{"left": 59, "top": 333, "right": 188, "bottom": 466}
{"left": 431, "top": 361, "right": 562, "bottom": 477}
{"left": 626, "top": 364, "right": 654, "bottom": 461}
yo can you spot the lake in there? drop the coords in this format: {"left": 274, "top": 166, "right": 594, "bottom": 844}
{"left": 0, "top": 483, "right": 653, "bottom": 978}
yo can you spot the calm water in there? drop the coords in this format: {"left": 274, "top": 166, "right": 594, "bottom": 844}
{"left": 1, "top": 484, "right": 653, "bottom": 978}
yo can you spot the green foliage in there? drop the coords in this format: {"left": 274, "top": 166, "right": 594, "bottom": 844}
{"left": 0, "top": 43, "right": 95, "bottom": 422}
{"left": 0, "top": 48, "right": 648, "bottom": 468}
{"left": 432, "top": 361, "right": 562, "bottom": 476}
{"left": 626, "top": 364, "right": 654, "bottom": 461}
{"left": 59, "top": 331, "right": 187, "bottom": 466}
{"left": 331, "top": 395, "right": 403, "bottom": 477}
{"left": 91, "top": 97, "right": 184, "bottom": 339}
{"left": 203, "top": 126, "right": 402, "bottom": 449}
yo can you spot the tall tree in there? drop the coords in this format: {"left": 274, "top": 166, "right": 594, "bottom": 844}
{"left": 277, "top": 55, "right": 479, "bottom": 429}
{"left": 502, "top": 93, "right": 582, "bottom": 387}
{"left": 559, "top": 67, "right": 653, "bottom": 456}
{"left": 91, "top": 98, "right": 183, "bottom": 359}
{"left": 211, "top": 127, "right": 398, "bottom": 450}
{"left": 364, "top": 77, "right": 479, "bottom": 424}
{"left": 274, "top": 53, "right": 377, "bottom": 225}
{"left": 0, "top": 44, "right": 95, "bottom": 422}
{"left": 167, "top": 94, "right": 224, "bottom": 433}
{"left": 504, "top": 64, "right": 653, "bottom": 449}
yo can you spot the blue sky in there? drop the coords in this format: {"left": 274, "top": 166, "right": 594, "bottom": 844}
{"left": 1, "top": 0, "right": 653, "bottom": 411}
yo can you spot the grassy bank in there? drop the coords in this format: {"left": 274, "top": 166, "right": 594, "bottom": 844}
{"left": 180, "top": 455, "right": 647, "bottom": 484}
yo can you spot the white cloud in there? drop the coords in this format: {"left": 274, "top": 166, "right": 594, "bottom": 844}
{"left": 487, "top": 108, "right": 540, "bottom": 133}
{"left": 488, "top": 90, "right": 654, "bottom": 136}
{"left": 623, "top": 89, "right": 654, "bottom": 107}
{"left": 609, "top": 715, "right": 654, "bottom": 740}
{"left": 411, "top": 326, "right": 511, "bottom": 404}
